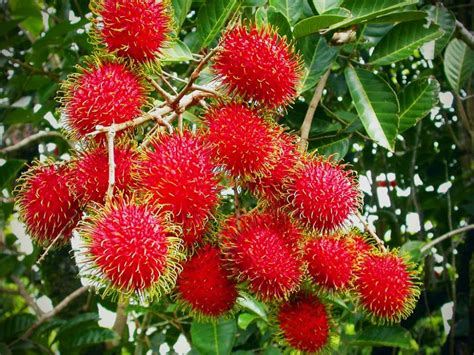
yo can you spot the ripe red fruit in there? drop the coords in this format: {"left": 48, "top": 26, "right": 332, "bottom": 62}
{"left": 285, "top": 159, "right": 360, "bottom": 231}
{"left": 304, "top": 236, "right": 355, "bottom": 291}
{"left": 70, "top": 143, "right": 138, "bottom": 206}
{"left": 354, "top": 252, "right": 420, "bottom": 322}
{"left": 16, "top": 162, "right": 81, "bottom": 246}
{"left": 213, "top": 24, "right": 301, "bottom": 108}
{"left": 62, "top": 62, "right": 147, "bottom": 139}
{"left": 221, "top": 212, "right": 303, "bottom": 300}
{"left": 176, "top": 245, "right": 238, "bottom": 317}
{"left": 278, "top": 293, "right": 330, "bottom": 353}
{"left": 346, "top": 232, "right": 373, "bottom": 256}
{"left": 93, "top": 0, "right": 172, "bottom": 62}
{"left": 81, "top": 196, "right": 181, "bottom": 296}
{"left": 247, "top": 133, "right": 301, "bottom": 205}
{"left": 204, "top": 103, "right": 279, "bottom": 179}
{"left": 136, "top": 131, "right": 220, "bottom": 246}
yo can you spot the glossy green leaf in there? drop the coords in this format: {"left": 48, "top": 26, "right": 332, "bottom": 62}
{"left": 162, "top": 40, "right": 193, "bottom": 62}
{"left": 316, "top": 137, "right": 350, "bottom": 160}
{"left": 267, "top": 7, "right": 293, "bottom": 39}
{"left": 64, "top": 328, "right": 117, "bottom": 348}
{"left": 237, "top": 292, "right": 268, "bottom": 319}
{"left": 424, "top": 5, "right": 456, "bottom": 56}
{"left": 399, "top": 240, "right": 426, "bottom": 262}
{"left": 293, "top": 15, "right": 347, "bottom": 38}
{"left": 368, "top": 11, "right": 427, "bottom": 24}
{"left": 345, "top": 66, "right": 399, "bottom": 151}
{"left": 269, "top": 0, "right": 308, "bottom": 25}
{"left": 370, "top": 20, "right": 443, "bottom": 66}
{"left": 237, "top": 313, "right": 258, "bottom": 330}
{"left": 191, "top": 318, "right": 237, "bottom": 355}
{"left": 329, "top": 0, "right": 419, "bottom": 30}
{"left": 0, "top": 314, "right": 36, "bottom": 342}
{"left": 313, "top": 0, "right": 343, "bottom": 14}
{"left": 444, "top": 38, "right": 474, "bottom": 92}
{"left": 172, "top": 0, "right": 192, "bottom": 30}
{"left": 398, "top": 78, "right": 440, "bottom": 132}
{"left": 296, "top": 34, "right": 338, "bottom": 93}
{"left": 0, "top": 160, "right": 26, "bottom": 189}
{"left": 351, "top": 325, "right": 418, "bottom": 349}
{"left": 196, "top": 0, "right": 240, "bottom": 49}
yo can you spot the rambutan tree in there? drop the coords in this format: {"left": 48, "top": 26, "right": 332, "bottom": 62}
{"left": 1, "top": 0, "right": 474, "bottom": 354}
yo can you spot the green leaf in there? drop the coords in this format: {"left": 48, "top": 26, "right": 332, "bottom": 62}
{"left": 316, "top": 137, "right": 350, "bottom": 160}
{"left": 351, "top": 325, "right": 418, "bottom": 350}
{"left": 172, "top": 0, "right": 192, "bottom": 30}
{"left": 267, "top": 7, "right": 293, "bottom": 39}
{"left": 398, "top": 78, "right": 440, "bottom": 132}
{"left": 236, "top": 292, "right": 268, "bottom": 319}
{"left": 0, "top": 254, "right": 18, "bottom": 278}
{"left": 399, "top": 240, "right": 426, "bottom": 262}
{"left": 64, "top": 328, "right": 117, "bottom": 349}
{"left": 0, "top": 314, "right": 36, "bottom": 342}
{"left": 0, "top": 160, "right": 26, "bottom": 189}
{"left": 297, "top": 34, "right": 338, "bottom": 93}
{"left": 444, "top": 38, "right": 474, "bottom": 92}
{"left": 237, "top": 313, "right": 258, "bottom": 330}
{"left": 55, "top": 313, "right": 100, "bottom": 339}
{"left": 293, "top": 15, "right": 348, "bottom": 38}
{"left": 370, "top": 20, "right": 443, "bottom": 66}
{"left": 196, "top": 0, "right": 240, "bottom": 49}
{"left": 424, "top": 5, "right": 455, "bottom": 56}
{"left": 162, "top": 40, "right": 193, "bottom": 62}
{"left": 269, "top": 0, "right": 307, "bottom": 25}
{"left": 313, "top": 0, "right": 343, "bottom": 14}
{"left": 345, "top": 66, "right": 399, "bottom": 151}
{"left": 368, "top": 11, "right": 427, "bottom": 24}
{"left": 191, "top": 318, "right": 237, "bottom": 355}
{"left": 329, "top": 0, "right": 419, "bottom": 30}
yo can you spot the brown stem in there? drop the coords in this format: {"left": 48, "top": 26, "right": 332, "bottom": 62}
{"left": 0, "top": 131, "right": 70, "bottom": 154}
{"left": 357, "top": 213, "right": 388, "bottom": 252}
{"left": 421, "top": 224, "right": 474, "bottom": 254}
{"left": 455, "top": 19, "right": 474, "bottom": 51}
{"left": 299, "top": 70, "right": 331, "bottom": 151}
{"left": 11, "top": 276, "right": 44, "bottom": 317}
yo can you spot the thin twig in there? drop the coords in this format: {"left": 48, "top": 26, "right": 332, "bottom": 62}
{"left": 299, "top": 69, "right": 331, "bottom": 151}
{"left": 160, "top": 75, "right": 178, "bottom": 94}
{"left": 0, "top": 131, "right": 69, "bottom": 154}
{"left": 106, "top": 127, "right": 116, "bottom": 199}
{"left": 11, "top": 276, "right": 44, "bottom": 317}
{"left": 19, "top": 286, "right": 89, "bottom": 341}
{"left": 172, "top": 46, "right": 221, "bottom": 105}
{"left": 36, "top": 233, "right": 64, "bottom": 265}
{"left": 147, "top": 77, "right": 175, "bottom": 104}
{"left": 455, "top": 20, "right": 474, "bottom": 51}
{"left": 357, "top": 213, "right": 388, "bottom": 252}
{"left": 421, "top": 225, "right": 474, "bottom": 254}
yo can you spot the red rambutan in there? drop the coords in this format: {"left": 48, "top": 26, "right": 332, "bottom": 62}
{"left": 93, "top": 0, "right": 172, "bottom": 62}
{"left": 304, "top": 235, "right": 355, "bottom": 291}
{"left": 354, "top": 252, "right": 420, "bottom": 323}
{"left": 221, "top": 212, "right": 304, "bottom": 300}
{"left": 213, "top": 24, "right": 301, "bottom": 108}
{"left": 285, "top": 158, "right": 360, "bottom": 231}
{"left": 80, "top": 196, "right": 182, "bottom": 297}
{"left": 247, "top": 132, "right": 301, "bottom": 205}
{"left": 136, "top": 131, "right": 220, "bottom": 246}
{"left": 16, "top": 162, "right": 81, "bottom": 246}
{"left": 62, "top": 61, "right": 147, "bottom": 139}
{"left": 70, "top": 143, "right": 138, "bottom": 206}
{"left": 204, "top": 103, "right": 279, "bottom": 179}
{"left": 346, "top": 232, "right": 374, "bottom": 256}
{"left": 278, "top": 293, "right": 330, "bottom": 353}
{"left": 176, "top": 245, "right": 238, "bottom": 317}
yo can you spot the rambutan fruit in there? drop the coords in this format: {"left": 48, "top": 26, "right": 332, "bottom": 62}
{"left": 176, "top": 245, "right": 238, "bottom": 317}
{"left": 304, "top": 235, "right": 355, "bottom": 291}
{"left": 213, "top": 24, "right": 302, "bottom": 108}
{"left": 70, "top": 142, "right": 138, "bottom": 206}
{"left": 346, "top": 231, "right": 374, "bottom": 256}
{"left": 221, "top": 212, "right": 304, "bottom": 300}
{"left": 92, "top": 0, "right": 173, "bottom": 62}
{"left": 354, "top": 252, "right": 420, "bottom": 323}
{"left": 79, "top": 196, "right": 182, "bottom": 298}
{"left": 136, "top": 130, "right": 220, "bottom": 247}
{"left": 277, "top": 293, "right": 331, "bottom": 353}
{"left": 247, "top": 132, "right": 301, "bottom": 205}
{"left": 16, "top": 162, "right": 81, "bottom": 246}
{"left": 285, "top": 158, "right": 360, "bottom": 231}
{"left": 204, "top": 103, "right": 279, "bottom": 179}
{"left": 62, "top": 61, "right": 147, "bottom": 139}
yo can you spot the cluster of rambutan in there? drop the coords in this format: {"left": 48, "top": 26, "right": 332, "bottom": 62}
{"left": 14, "top": 0, "right": 421, "bottom": 352}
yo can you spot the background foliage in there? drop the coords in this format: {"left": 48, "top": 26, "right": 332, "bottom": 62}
{"left": 1, "top": 0, "right": 473, "bottom": 354}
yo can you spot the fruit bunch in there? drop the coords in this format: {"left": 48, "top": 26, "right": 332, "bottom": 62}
{"left": 15, "top": 0, "right": 420, "bottom": 352}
